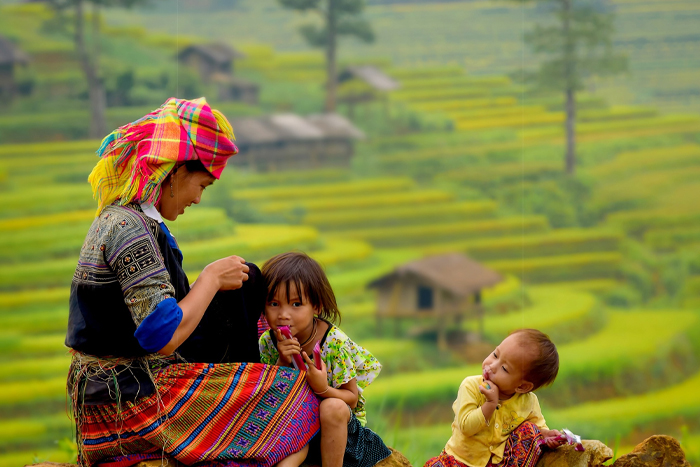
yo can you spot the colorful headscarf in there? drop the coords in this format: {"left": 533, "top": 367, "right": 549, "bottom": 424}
{"left": 88, "top": 97, "right": 239, "bottom": 216}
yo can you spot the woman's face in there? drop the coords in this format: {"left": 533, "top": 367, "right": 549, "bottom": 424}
{"left": 158, "top": 167, "right": 215, "bottom": 221}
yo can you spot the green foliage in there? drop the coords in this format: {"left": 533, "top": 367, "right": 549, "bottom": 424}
{"left": 521, "top": 0, "right": 628, "bottom": 92}
{"left": 279, "top": 0, "right": 375, "bottom": 47}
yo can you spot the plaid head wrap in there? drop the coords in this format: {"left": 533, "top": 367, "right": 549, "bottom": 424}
{"left": 88, "top": 97, "right": 239, "bottom": 216}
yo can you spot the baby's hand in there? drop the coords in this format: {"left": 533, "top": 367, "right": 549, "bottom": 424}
{"left": 275, "top": 328, "right": 301, "bottom": 367}
{"left": 479, "top": 377, "right": 500, "bottom": 403}
{"left": 541, "top": 429, "right": 565, "bottom": 449}
{"left": 302, "top": 351, "right": 329, "bottom": 395}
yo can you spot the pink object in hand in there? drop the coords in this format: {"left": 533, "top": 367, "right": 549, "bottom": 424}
{"left": 313, "top": 342, "right": 322, "bottom": 369}
{"left": 278, "top": 325, "right": 307, "bottom": 371}
{"left": 549, "top": 429, "right": 584, "bottom": 451}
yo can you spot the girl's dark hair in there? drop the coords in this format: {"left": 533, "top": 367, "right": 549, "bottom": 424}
{"left": 509, "top": 328, "right": 559, "bottom": 391}
{"left": 262, "top": 251, "right": 340, "bottom": 324}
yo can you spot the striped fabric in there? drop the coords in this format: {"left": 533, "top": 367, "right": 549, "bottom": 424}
{"left": 424, "top": 422, "right": 543, "bottom": 467}
{"left": 78, "top": 362, "right": 319, "bottom": 467}
{"left": 89, "top": 97, "right": 239, "bottom": 216}
{"left": 257, "top": 315, "right": 270, "bottom": 338}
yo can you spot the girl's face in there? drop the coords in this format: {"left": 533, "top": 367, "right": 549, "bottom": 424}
{"left": 482, "top": 334, "right": 535, "bottom": 397}
{"left": 158, "top": 167, "right": 215, "bottom": 221}
{"left": 265, "top": 281, "right": 316, "bottom": 338}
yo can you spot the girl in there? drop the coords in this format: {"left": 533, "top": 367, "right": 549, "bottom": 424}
{"left": 259, "top": 251, "right": 392, "bottom": 467}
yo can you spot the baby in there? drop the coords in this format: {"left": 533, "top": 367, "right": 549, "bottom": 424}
{"left": 425, "top": 329, "right": 563, "bottom": 467}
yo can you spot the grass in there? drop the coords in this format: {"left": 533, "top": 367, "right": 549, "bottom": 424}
{"left": 338, "top": 216, "right": 549, "bottom": 247}
{"left": 482, "top": 287, "right": 601, "bottom": 343}
{"left": 0, "top": 355, "right": 71, "bottom": 382}
{"left": 0, "top": 376, "right": 67, "bottom": 406}
{"left": 234, "top": 177, "right": 415, "bottom": 201}
{"left": 256, "top": 190, "right": 456, "bottom": 215}
{"left": 303, "top": 201, "right": 497, "bottom": 230}
{"left": 0, "top": 412, "right": 72, "bottom": 447}
{"left": 366, "top": 309, "right": 698, "bottom": 412}
{"left": 547, "top": 370, "right": 700, "bottom": 441}
{"left": 421, "top": 229, "right": 623, "bottom": 261}
{"left": 486, "top": 252, "right": 623, "bottom": 283}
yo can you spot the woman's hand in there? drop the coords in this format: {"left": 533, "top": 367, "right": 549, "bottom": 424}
{"left": 302, "top": 351, "right": 329, "bottom": 395}
{"left": 275, "top": 328, "right": 301, "bottom": 367}
{"left": 203, "top": 255, "right": 249, "bottom": 291}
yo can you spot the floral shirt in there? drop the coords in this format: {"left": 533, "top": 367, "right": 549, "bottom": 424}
{"left": 259, "top": 322, "right": 381, "bottom": 426}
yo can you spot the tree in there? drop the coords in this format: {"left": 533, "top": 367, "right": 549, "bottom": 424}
{"left": 278, "top": 0, "right": 374, "bottom": 112}
{"left": 514, "top": 0, "right": 627, "bottom": 174}
{"left": 45, "top": 0, "right": 146, "bottom": 139}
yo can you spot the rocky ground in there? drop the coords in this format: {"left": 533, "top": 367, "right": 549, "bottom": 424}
{"left": 27, "top": 435, "right": 690, "bottom": 467}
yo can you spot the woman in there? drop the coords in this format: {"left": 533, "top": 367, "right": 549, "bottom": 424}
{"left": 65, "top": 97, "right": 320, "bottom": 467}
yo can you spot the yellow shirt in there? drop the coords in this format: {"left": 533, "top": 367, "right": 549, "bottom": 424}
{"left": 444, "top": 375, "right": 549, "bottom": 467}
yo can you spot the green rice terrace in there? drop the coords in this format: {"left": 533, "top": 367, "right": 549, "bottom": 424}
{"left": 1, "top": 2, "right": 700, "bottom": 466}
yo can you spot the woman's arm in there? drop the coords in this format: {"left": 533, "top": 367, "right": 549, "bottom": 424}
{"left": 158, "top": 256, "right": 249, "bottom": 355}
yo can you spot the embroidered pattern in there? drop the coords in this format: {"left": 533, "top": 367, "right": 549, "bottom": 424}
{"left": 72, "top": 204, "right": 175, "bottom": 326}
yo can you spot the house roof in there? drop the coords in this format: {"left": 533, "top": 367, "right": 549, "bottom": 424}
{"left": 177, "top": 42, "right": 245, "bottom": 65}
{"left": 338, "top": 66, "right": 400, "bottom": 91}
{"left": 306, "top": 114, "right": 365, "bottom": 140}
{"left": 231, "top": 113, "right": 364, "bottom": 145}
{"left": 368, "top": 253, "right": 502, "bottom": 296}
{"left": 0, "top": 35, "right": 30, "bottom": 66}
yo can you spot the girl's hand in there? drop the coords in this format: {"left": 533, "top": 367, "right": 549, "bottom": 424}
{"left": 541, "top": 429, "right": 565, "bottom": 449}
{"left": 479, "top": 378, "right": 500, "bottom": 404}
{"left": 203, "top": 256, "right": 249, "bottom": 291}
{"left": 302, "top": 351, "right": 329, "bottom": 395}
{"left": 275, "top": 328, "right": 301, "bottom": 367}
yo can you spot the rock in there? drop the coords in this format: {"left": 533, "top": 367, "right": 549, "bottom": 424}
{"left": 610, "top": 435, "right": 690, "bottom": 467}
{"left": 376, "top": 448, "right": 413, "bottom": 467}
{"left": 536, "top": 440, "right": 614, "bottom": 467}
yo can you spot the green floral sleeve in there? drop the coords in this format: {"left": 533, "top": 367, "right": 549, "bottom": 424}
{"left": 258, "top": 330, "right": 280, "bottom": 365}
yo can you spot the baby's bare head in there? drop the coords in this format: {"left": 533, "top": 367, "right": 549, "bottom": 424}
{"left": 509, "top": 328, "right": 559, "bottom": 391}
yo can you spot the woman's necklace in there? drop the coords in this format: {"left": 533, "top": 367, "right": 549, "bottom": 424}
{"left": 299, "top": 318, "right": 317, "bottom": 347}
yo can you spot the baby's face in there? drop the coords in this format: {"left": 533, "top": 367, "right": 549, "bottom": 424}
{"left": 482, "top": 334, "right": 535, "bottom": 397}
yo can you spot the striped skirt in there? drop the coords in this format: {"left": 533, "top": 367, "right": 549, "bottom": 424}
{"left": 423, "top": 422, "right": 543, "bottom": 467}
{"left": 76, "top": 362, "right": 320, "bottom": 467}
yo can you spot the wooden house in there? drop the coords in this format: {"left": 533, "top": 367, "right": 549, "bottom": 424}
{"left": 368, "top": 253, "right": 503, "bottom": 349}
{"left": 177, "top": 43, "right": 259, "bottom": 104}
{"left": 0, "top": 35, "right": 30, "bottom": 100}
{"left": 230, "top": 113, "right": 364, "bottom": 171}
{"left": 337, "top": 66, "right": 399, "bottom": 118}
